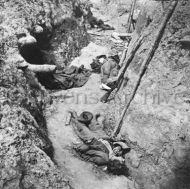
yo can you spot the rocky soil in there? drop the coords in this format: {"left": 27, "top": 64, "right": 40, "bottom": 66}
{"left": 0, "top": 0, "right": 89, "bottom": 188}
{"left": 1, "top": 0, "right": 190, "bottom": 188}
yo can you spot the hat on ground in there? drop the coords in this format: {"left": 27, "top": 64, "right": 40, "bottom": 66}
{"left": 78, "top": 111, "right": 93, "bottom": 125}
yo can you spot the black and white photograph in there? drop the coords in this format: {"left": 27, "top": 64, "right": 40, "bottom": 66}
{"left": 0, "top": 0, "right": 189, "bottom": 188}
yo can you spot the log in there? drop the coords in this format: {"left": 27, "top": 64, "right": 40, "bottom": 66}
{"left": 100, "top": 35, "right": 144, "bottom": 103}
{"left": 112, "top": 0, "right": 178, "bottom": 138}
{"left": 27, "top": 64, "right": 56, "bottom": 73}
{"left": 18, "top": 62, "right": 57, "bottom": 73}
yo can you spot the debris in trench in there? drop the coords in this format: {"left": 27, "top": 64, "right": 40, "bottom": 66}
{"left": 87, "top": 31, "right": 109, "bottom": 37}
{"left": 111, "top": 32, "right": 132, "bottom": 43}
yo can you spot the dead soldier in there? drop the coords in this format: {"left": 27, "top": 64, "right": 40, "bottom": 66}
{"left": 70, "top": 111, "right": 130, "bottom": 176}
{"left": 100, "top": 53, "right": 120, "bottom": 90}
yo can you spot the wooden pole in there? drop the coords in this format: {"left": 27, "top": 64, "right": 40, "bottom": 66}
{"left": 119, "top": 46, "right": 128, "bottom": 68}
{"left": 127, "top": 0, "right": 137, "bottom": 33}
{"left": 112, "top": 0, "right": 178, "bottom": 137}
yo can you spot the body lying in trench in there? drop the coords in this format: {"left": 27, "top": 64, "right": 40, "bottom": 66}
{"left": 101, "top": 56, "right": 120, "bottom": 86}
{"left": 17, "top": 31, "right": 121, "bottom": 92}
{"left": 70, "top": 111, "right": 130, "bottom": 176}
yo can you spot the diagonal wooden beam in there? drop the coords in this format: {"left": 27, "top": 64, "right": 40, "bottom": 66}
{"left": 112, "top": 0, "right": 178, "bottom": 138}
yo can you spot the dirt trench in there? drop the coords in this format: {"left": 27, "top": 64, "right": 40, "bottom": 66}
{"left": 45, "top": 2, "right": 136, "bottom": 188}
{"left": 45, "top": 0, "right": 190, "bottom": 188}
{"left": 2, "top": 0, "right": 187, "bottom": 188}
{"left": 46, "top": 45, "right": 134, "bottom": 189}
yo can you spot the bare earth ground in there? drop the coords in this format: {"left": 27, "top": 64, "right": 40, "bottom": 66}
{"left": 46, "top": 43, "right": 134, "bottom": 189}
{"left": 46, "top": 2, "right": 137, "bottom": 188}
